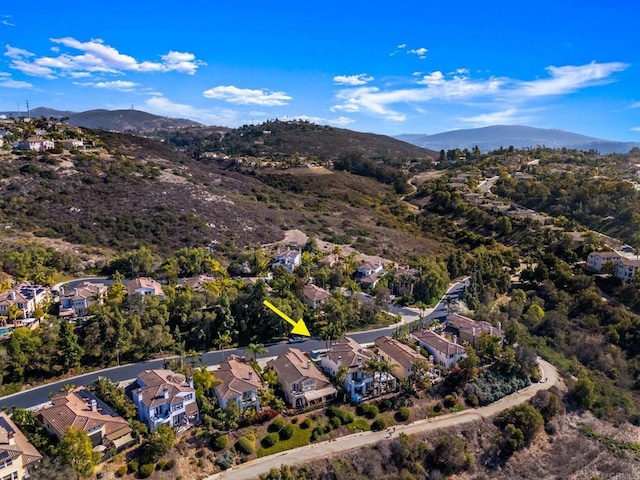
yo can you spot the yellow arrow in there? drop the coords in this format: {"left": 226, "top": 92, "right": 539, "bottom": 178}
{"left": 263, "top": 300, "right": 310, "bottom": 337}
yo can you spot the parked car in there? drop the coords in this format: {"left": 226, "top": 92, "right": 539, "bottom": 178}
{"left": 288, "top": 336, "right": 305, "bottom": 344}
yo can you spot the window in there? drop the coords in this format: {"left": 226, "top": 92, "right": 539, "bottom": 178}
{"left": 184, "top": 393, "right": 193, "bottom": 401}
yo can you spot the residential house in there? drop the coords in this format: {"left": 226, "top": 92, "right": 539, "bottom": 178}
{"left": 0, "top": 412, "right": 42, "bottom": 480}
{"left": 213, "top": 355, "right": 264, "bottom": 410}
{"left": 177, "top": 275, "right": 217, "bottom": 292}
{"left": 586, "top": 251, "right": 621, "bottom": 271}
{"left": 131, "top": 369, "right": 199, "bottom": 431}
{"left": 445, "top": 312, "right": 504, "bottom": 348}
{"left": 0, "top": 282, "right": 48, "bottom": 320}
{"left": 585, "top": 249, "right": 640, "bottom": 282}
{"left": 274, "top": 250, "right": 302, "bottom": 272}
{"left": 318, "top": 337, "right": 394, "bottom": 403}
{"left": 302, "top": 284, "right": 330, "bottom": 309}
{"left": 374, "top": 336, "right": 424, "bottom": 380}
{"left": 126, "top": 277, "right": 165, "bottom": 298}
{"left": 616, "top": 258, "right": 640, "bottom": 283}
{"left": 60, "top": 281, "right": 107, "bottom": 317}
{"left": 411, "top": 331, "right": 466, "bottom": 369}
{"left": 355, "top": 262, "right": 385, "bottom": 290}
{"left": 267, "top": 348, "right": 337, "bottom": 409}
{"left": 60, "top": 139, "right": 84, "bottom": 150}
{"left": 16, "top": 137, "right": 54, "bottom": 151}
{"left": 38, "top": 387, "right": 134, "bottom": 452}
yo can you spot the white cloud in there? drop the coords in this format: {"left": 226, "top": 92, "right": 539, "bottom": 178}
{"left": 632, "top": 127, "right": 640, "bottom": 132}
{"left": 631, "top": 102, "right": 640, "bottom": 109}
{"left": 203, "top": 85, "right": 292, "bottom": 106}
{"left": 1, "top": 18, "right": 14, "bottom": 27}
{"left": 75, "top": 80, "right": 140, "bottom": 92}
{"left": 0, "top": 74, "right": 33, "bottom": 88}
{"left": 417, "top": 71, "right": 445, "bottom": 86}
{"left": 144, "top": 95, "right": 241, "bottom": 125}
{"left": 459, "top": 108, "right": 533, "bottom": 127}
{"left": 397, "top": 44, "right": 407, "bottom": 49}
{"left": 333, "top": 74, "right": 374, "bottom": 86}
{"left": 4, "top": 38, "right": 205, "bottom": 78}
{"left": 455, "top": 68, "right": 470, "bottom": 75}
{"left": 512, "top": 61, "right": 628, "bottom": 98}
{"left": 408, "top": 47, "right": 428, "bottom": 59}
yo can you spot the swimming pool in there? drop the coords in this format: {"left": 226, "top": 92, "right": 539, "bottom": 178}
{"left": 0, "top": 327, "right": 14, "bottom": 337}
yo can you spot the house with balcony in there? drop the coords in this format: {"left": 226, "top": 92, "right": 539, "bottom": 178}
{"left": 411, "top": 330, "right": 466, "bottom": 369}
{"left": 0, "top": 282, "right": 48, "bottom": 320}
{"left": 355, "top": 262, "right": 386, "bottom": 290}
{"left": 60, "top": 281, "right": 107, "bottom": 318}
{"left": 374, "top": 336, "right": 425, "bottom": 380}
{"left": 38, "top": 387, "right": 133, "bottom": 453}
{"left": 267, "top": 348, "right": 337, "bottom": 409}
{"left": 273, "top": 249, "right": 302, "bottom": 272}
{"left": 131, "top": 369, "right": 199, "bottom": 431}
{"left": 213, "top": 355, "right": 264, "bottom": 411}
{"left": 0, "top": 412, "right": 42, "bottom": 480}
{"left": 616, "top": 257, "right": 640, "bottom": 283}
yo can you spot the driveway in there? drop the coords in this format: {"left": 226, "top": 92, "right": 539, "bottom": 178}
{"left": 208, "top": 358, "right": 558, "bottom": 480}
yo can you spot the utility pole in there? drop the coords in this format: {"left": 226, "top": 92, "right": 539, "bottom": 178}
{"left": 16, "top": 101, "right": 20, "bottom": 118}
{"left": 25, "top": 100, "right": 30, "bottom": 118}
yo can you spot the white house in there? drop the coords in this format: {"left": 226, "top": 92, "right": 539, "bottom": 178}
{"left": 355, "top": 262, "right": 385, "bottom": 289}
{"left": 60, "top": 281, "right": 107, "bottom": 317}
{"left": 131, "top": 369, "right": 199, "bottom": 431}
{"left": 586, "top": 251, "right": 621, "bottom": 271}
{"left": 17, "top": 137, "right": 54, "bottom": 151}
{"left": 302, "top": 284, "right": 330, "bottom": 309}
{"left": 126, "top": 277, "right": 165, "bottom": 298}
{"left": 411, "top": 331, "right": 466, "bottom": 369}
{"left": 0, "top": 282, "right": 48, "bottom": 319}
{"left": 274, "top": 250, "right": 302, "bottom": 272}
{"left": 213, "top": 355, "right": 264, "bottom": 410}
{"left": 616, "top": 258, "right": 640, "bottom": 283}
{"left": 60, "top": 139, "right": 84, "bottom": 149}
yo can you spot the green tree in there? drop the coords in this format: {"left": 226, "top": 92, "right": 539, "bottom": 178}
{"left": 570, "top": 374, "right": 597, "bottom": 409}
{"left": 58, "top": 427, "right": 100, "bottom": 479}
{"left": 144, "top": 424, "right": 176, "bottom": 461}
{"left": 457, "top": 344, "right": 479, "bottom": 382}
{"left": 58, "top": 320, "right": 83, "bottom": 371}
{"left": 246, "top": 342, "right": 268, "bottom": 361}
{"left": 7, "top": 327, "right": 42, "bottom": 381}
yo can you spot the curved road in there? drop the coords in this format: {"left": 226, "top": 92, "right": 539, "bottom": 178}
{"left": 0, "top": 281, "right": 468, "bottom": 410}
{"left": 208, "top": 358, "right": 559, "bottom": 480}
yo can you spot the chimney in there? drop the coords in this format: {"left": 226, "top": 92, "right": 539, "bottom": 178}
{"left": 490, "top": 326, "right": 493, "bottom": 335}
{"left": 135, "top": 389, "right": 143, "bottom": 404}
{"left": 498, "top": 321, "right": 502, "bottom": 330}
{"left": 188, "top": 377, "right": 194, "bottom": 389}
{"left": 73, "top": 288, "right": 78, "bottom": 297}
{"left": 89, "top": 399, "right": 98, "bottom": 411}
{"left": 306, "top": 360, "right": 311, "bottom": 369}
{"left": 248, "top": 372, "right": 253, "bottom": 381}
{"left": 415, "top": 345, "right": 420, "bottom": 353}
{"left": 9, "top": 291, "right": 15, "bottom": 300}
{"left": 472, "top": 327, "right": 476, "bottom": 338}
{"left": 337, "top": 355, "right": 342, "bottom": 367}
{"left": 8, "top": 432, "right": 15, "bottom": 445}
{"left": 357, "top": 357, "right": 362, "bottom": 367}
{"left": 453, "top": 335, "right": 458, "bottom": 344}
{"left": 163, "top": 386, "right": 169, "bottom": 399}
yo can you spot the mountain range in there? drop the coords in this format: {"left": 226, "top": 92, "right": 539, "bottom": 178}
{"left": 396, "top": 125, "right": 640, "bottom": 154}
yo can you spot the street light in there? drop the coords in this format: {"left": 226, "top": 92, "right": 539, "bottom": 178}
{"left": 116, "top": 341, "right": 120, "bottom": 367}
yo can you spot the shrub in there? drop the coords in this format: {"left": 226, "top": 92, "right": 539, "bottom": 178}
{"left": 163, "top": 458, "right": 176, "bottom": 470}
{"left": 211, "top": 434, "right": 228, "bottom": 450}
{"left": 156, "top": 460, "right": 166, "bottom": 470}
{"left": 138, "top": 464, "right": 155, "bottom": 478}
{"left": 269, "top": 418, "right": 285, "bottom": 432}
{"left": 280, "top": 424, "right": 295, "bottom": 440}
{"left": 330, "top": 416, "right": 342, "bottom": 429}
{"left": 433, "top": 402, "right": 443, "bottom": 413}
{"left": 115, "top": 465, "right": 127, "bottom": 477}
{"left": 261, "top": 432, "right": 279, "bottom": 448}
{"left": 253, "top": 408, "right": 279, "bottom": 425}
{"left": 300, "top": 418, "right": 313, "bottom": 429}
{"left": 291, "top": 417, "right": 298, "bottom": 424}
{"left": 235, "top": 436, "right": 255, "bottom": 455}
{"left": 127, "top": 460, "right": 139, "bottom": 473}
{"left": 357, "top": 403, "right": 379, "bottom": 419}
{"left": 244, "top": 433, "right": 256, "bottom": 442}
{"left": 395, "top": 407, "right": 411, "bottom": 422}
{"left": 311, "top": 426, "right": 323, "bottom": 442}
{"left": 215, "top": 450, "right": 234, "bottom": 470}
{"left": 444, "top": 395, "right": 458, "bottom": 408}
{"left": 371, "top": 418, "right": 386, "bottom": 431}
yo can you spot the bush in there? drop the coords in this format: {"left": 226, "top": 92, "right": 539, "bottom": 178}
{"left": 127, "top": 460, "right": 139, "bottom": 473}
{"left": 235, "top": 436, "right": 255, "bottom": 455}
{"left": 371, "top": 418, "right": 386, "bottom": 431}
{"left": 215, "top": 450, "right": 234, "bottom": 470}
{"left": 330, "top": 416, "right": 342, "bottom": 429}
{"left": 138, "top": 464, "right": 155, "bottom": 478}
{"left": 357, "top": 403, "right": 379, "bottom": 419}
{"left": 395, "top": 407, "right": 411, "bottom": 422}
{"left": 300, "top": 418, "right": 313, "bottom": 429}
{"left": 269, "top": 418, "right": 285, "bottom": 432}
{"left": 311, "top": 426, "right": 323, "bottom": 442}
{"left": 211, "top": 434, "right": 228, "bottom": 450}
{"left": 279, "top": 424, "right": 295, "bottom": 440}
{"left": 163, "top": 458, "right": 176, "bottom": 470}
{"left": 291, "top": 417, "right": 298, "bottom": 424}
{"left": 261, "top": 432, "right": 279, "bottom": 448}
{"left": 444, "top": 395, "right": 458, "bottom": 408}
{"left": 244, "top": 433, "right": 256, "bottom": 442}
{"left": 115, "top": 465, "right": 127, "bottom": 477}
{"left": 156, "top": 460, "right": 166, "bottom": 470}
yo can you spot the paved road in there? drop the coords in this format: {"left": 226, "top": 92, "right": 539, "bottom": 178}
{"left": 0, "top": 280, "right": 468, "bottom": 410}
{"left": 208, "top": 358, "right": 558, "bottom": 480}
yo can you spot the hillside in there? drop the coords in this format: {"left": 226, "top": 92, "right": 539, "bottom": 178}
{"left": 397, "top": 125, "right": 640, "bottom": 154}
{"left": 66, "top": 109, "right": 201, "bottom": 132}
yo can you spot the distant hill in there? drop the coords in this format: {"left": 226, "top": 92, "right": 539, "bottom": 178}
{"left": 0, "top": 107, "right": 202, "bottom": 132}
{"left": 396, "top": 125, "right": 640, "bottom": 154}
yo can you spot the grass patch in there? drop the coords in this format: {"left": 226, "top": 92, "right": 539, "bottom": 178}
{"left": 347, "top": 418, "right": 371, "bottom": 433}
{"left": 257, "top": 425, "right": 312, "bottom": 457}
{"left": 578, "top": 423, "right": 640, "bottom": 458}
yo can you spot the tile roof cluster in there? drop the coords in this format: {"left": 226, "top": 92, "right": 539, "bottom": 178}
{"left": 303, "top": 284, "right": 330, "bottom": 302}
{"left": 324, "top": 337, "right": 374, "bottom": 373}
{"left": 62, "top": 281, "right": 106, "bottom": 301}
{"left": 268, "top": 348, "right": 332, "bottom": 389}
{"left": 0, "top": 411, "right": 42, "bottom": 468}
{"left": 134, "top": 369, "right": 194, "bottom": 408}
{"left": 411, "top": 330, "right": 466, "bottom": 356}
{"left": 177, "top": 275, "right": 217, "bottom": 292}
{"left": 215, "top": 355, "right": 264, "bottom": 400}
{"left": 446, "top": 312, "right": 505, "bottom": 337}
{"left": 38, "top": 387, "right": 131, "bottom": 442}
{"left": 126, "top": 277, "right": 165, "bottom": 297}
{"left": 374, "top": 336, "right": 422, "bottom": 368}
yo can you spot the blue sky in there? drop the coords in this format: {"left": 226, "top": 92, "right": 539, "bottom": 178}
{"left": 1, "top": 0, "right": 639, "bottom": 140}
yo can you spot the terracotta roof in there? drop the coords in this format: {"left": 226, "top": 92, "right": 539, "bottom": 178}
{"left": 134, "top": 369, "right": 195, "bottom": 409}
{"left": 323, "top": 336, "right": 374, "bottom": 373}
{"left": 303, "top": 284, "right": 330, "bottom": 302}
{"left": 446, "top": 312, "right": 504, "bottom": 337}
{"left": 126, "top": 277, "right": 165, "bottom": 296}
{"left": 267, "top": 348, "right": 332, "bottom": 389}
{"left": 620, "top": 258, "right": 640, "bottom": 267}
{"left": 178, "top": 275, "right": 217, "bottom": 292}
{"left": 374, "top": 336, "right": 422, "bottom": 369}
{"left": 215, "top": 355, "right": 264, "bottom": 400}
{"left": 0, "top": 290, "right": 29, "bottom": 306}
{"left": 0, "top": 412, "right": 42, "bottom": 467}
{"left": 589, "top": 251, "right": 621, "bottom": 259}
{"left": 411, "top": 331, "right": 466, "bottom": 356}
{"left": 62, "top": 282, "right": 106, "bottom": 301}
{"left": 38, "top": 388, "right": 131, "bottom": 441}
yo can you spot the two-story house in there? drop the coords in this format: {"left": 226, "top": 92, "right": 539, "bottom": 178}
{"left": 616, "top": 258, "right": 640, "bottom": 282}
{"left": 131, "top": 369, "right": 199, "bottom": 431}
{"left": 302, "top": 284, "right": 330, "bottom": 309}
{"left": 586, "top": 251, "right": 621, "bottom": 271}
{"left": 267, "top": 348, "right": 337, "bottom": 409}
{"left": 126, "top": 278, "right": 165, "bottom": 298}
{"left": 0, "top": 282, "right": 48, "bottom": 320}
{"left": 17, "top": 137, "right": 54, "bottom": 151}
{"left": 0, "top": 412, "right": 42, "bottom": 480}
{"left": 445, "top": 312, "right": 504, "bottom": 349}
{"left": 318, "top": 337, "right": 389, "bottom": 403}
{"left": 355, "top": 262, "right": 386, "bottom": 290}
{"left": 410, "top": 330, "right": 466, "bottom": 369}
{"left": 38, "top": 387, "right": 134, "bottom": 452}
{"left": 273, "top": 250, "right": 302, "bottom": 273}
{"left": 374, "top": 336, "right": 425, "bottom": 380}
{"left": 214, "top": 355, "right": 264, "bottom": 411}
{"left": 60, "top": 282, "right": 107, "bottom": 318}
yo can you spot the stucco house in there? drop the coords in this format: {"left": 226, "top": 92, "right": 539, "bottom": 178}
{"left": 274, "top": 250, "right": 302, "bottom": 272}
{"left": 126, "top": 277, "right": 165, "bottom": 298}
{"left": 355, "top": 262, "right": 385, "bottom": 290}
{"left": 17, "top": 137, "right": 54, "bottom": 151}
{"left": 302, "top": 284, "right": 330, "bottom": 309}
{"left": 267, "top": 348, "right": 337, "bottom": 409}
{"left": 445, "top": 312, "right": 504, "bottom": 349}
{"left": 411, "top": 331, "right": 466, "bottom": 369}
{"left": 60, "top": 281, "right": 108, "bottom": 317}
{"left": 131, "top": 369, "right": 199, "bottom": 431}
{"left": 374, "top": 336, "right": 425, "bottom": 380}
{"left": 213, "top": 355, "right": 264, "bottom": 411}
{"left": 0, "top": 412, "right": 42, "bottom": 480}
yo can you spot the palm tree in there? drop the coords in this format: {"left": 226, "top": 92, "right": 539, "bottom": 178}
{"left": 215, "top": 331, "right": 233, "bottom": 363}
{"left": 376, "top": 358, "right": 394, "bottom": 395}
{"left": 246, "top": 342, "right": 268, "bottom": 362}
{"left": 362, "top": 357, "right": 380, "bottom": 397}
{"left": 320, "top": 322, "right": 343, "bottom": 351}
{"left": 7, "top": 304, "right": 21, "bottom": 326}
